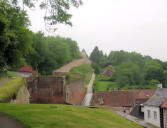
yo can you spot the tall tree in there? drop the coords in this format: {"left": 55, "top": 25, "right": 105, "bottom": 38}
{"left": 0, "top": 0, "right": 33, "bottom": 72}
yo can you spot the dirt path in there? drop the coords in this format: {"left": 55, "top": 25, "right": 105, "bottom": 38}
{"left": 82, "top": 73, "right": 95, "bottom": 106}
{"left": 0, "top": 113, "right": 25, "bottom": 128}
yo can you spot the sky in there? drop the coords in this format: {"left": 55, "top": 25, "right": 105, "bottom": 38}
{"left": 28, "top": 0, "right": 167, "bottom": 61}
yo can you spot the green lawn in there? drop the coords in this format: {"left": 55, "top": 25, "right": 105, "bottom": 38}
{"left": 0, "top": 104, "right": 142, "bottom": 128}
{"left": 0, "top": 78, "right": 24, "bottom": 102}
{"left": 94, "top": 81, "right": 117, "bottom": 91}
{"left": 93, "top": 75, "right": 117, "bottom": 91}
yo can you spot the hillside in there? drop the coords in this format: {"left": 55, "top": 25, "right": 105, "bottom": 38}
{"left": 0, "top": 104, "right": 142, "bottom": 128}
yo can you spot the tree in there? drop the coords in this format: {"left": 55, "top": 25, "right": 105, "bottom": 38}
{"left": 144, "top": 60, "right": 164, "bottom": 84}
{"left": 26, "top": 33, "right": 81, "bottom": 75}
{"left": 113, "top": 62, "right": 142, "bottom": 87}
{"left": 0, "top": 0, "right": 33, "bottom": 73}
{"left": 90, "top": 46, "right": 107, "bottom": 74}
{"left": 8, "top": 0, "right": 82, "bottom": 29}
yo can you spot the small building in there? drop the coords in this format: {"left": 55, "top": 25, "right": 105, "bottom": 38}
{"left": 17, "top": 65, "right": 36, "bottom": 77}
{"left": 102, "top": 66, "right": 115, "bottom": 77}
{"left": 143, "top": 88, "right": 167, "bottom": 127}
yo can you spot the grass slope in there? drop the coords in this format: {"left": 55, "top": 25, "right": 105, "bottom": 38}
{"left": 68, "top": 64, "right": 94, "bottom": 84}
{"left": 0, "top": 78, "right": 24, "bottom": 102}
{"left": 0, "top": 104, "right": 142, "bottom": 128}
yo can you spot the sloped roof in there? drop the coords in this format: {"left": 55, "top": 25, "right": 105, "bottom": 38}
{"left": 94, "top": 89, "right": 155, "bottom": 107}
{"left": 144, "top": 88, "right": 167, "bottom": 107}
{"left": 161, "top": 99, "right": 167, "bottom": 108}
{"left": 18, "top": 65, "right": 36, "bottom": 73}
{"left": 94, "top": 91, "right": 133, "bottom": 107}
{"left": 134, "top": 89, "right": 155, "bottom": 99}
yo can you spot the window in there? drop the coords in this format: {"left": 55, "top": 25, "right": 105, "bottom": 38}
{"left": 154, "top": 111, "right": 157, "bottom": 120}
{"left": 147, "top": 110, "right": 151, "bottom": 118}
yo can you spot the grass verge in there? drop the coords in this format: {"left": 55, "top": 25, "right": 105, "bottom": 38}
{"left": 0, "top": 104, "right": 142, "bottom": 128}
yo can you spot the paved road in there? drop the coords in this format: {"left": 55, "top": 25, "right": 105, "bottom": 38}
{"left": 0, "top": 113, "right": 25, "bottom": 128}
{"left": 82, "top": 73, "right": 95, "bottom": 106}
{"left": 0, "top": 80, "right": 10, "bottom": 87}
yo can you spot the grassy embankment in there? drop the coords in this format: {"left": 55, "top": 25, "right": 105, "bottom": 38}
{"left": 0, "top": 104, "right": 142, "bottom": 128}
{"left": 0, "top": 78, "right": 24, "bottom": 102}
{"left": 93, "top": 75, "right": 157, "bottom": 91}
{"left": 67, "top": 64, "right": 94, "bottom": 85}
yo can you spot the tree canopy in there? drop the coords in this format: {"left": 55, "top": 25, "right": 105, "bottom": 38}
{"left": 0, "top": 0, "right": 33, "bottom": 73}
{"left": 26, "top": 32, "right": 81, "bottom": 75}
{"left": 90, "top": 47, "right": 167, "bottom": 88}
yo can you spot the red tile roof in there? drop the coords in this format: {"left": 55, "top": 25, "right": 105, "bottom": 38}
{"left": 94, "top": 89, "right": 155, "bottom": 107}
{"left": 161, "top": 99, "right": 167, "bottom": 108}
{"left": 18, "top": 65, "right": 36, "bottom": 73}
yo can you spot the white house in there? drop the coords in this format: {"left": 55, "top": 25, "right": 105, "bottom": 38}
{"left": 144, "top": 88, "right": 167, "bottom": 127}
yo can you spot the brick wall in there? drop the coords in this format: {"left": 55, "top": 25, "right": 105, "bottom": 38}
{"left": 27, "top": 76, "right": 65, "bottom": 104}
{"left": 66, "top": 78, "right": 85, "bottom": 105}
{"left": 27, "top": 75, "right": 86, "bottom": 105}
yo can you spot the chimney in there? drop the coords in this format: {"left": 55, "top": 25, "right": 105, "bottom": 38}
{"left": 158, "top": 83, "right": 163, "bottom": 88}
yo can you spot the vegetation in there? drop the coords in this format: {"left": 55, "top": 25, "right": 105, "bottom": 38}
{"left": 67, "top": 64, "right": 94, "bottom": 84}
{"left": 0, "top": 104, "right": 142, "bottom": 128}
{"left": 0, "top": 0, "right": 33, "bottom": 73}
{"left": 90, "top": 47, "right": 167, "bottom": 90}
{"left": 0, "top": 78, "right": 24, "bottom": 102}
{"left": 90, "top": 46, "right": 108, "bottom": 74}
{"left": 93, "top": 75, "right": 117, "bottom": 91}
{"left": 26, "top": 32, "right": 81, "bottom": 75}
{"left": 7, "top": 0, "right": 82, "bottom": 28}
{"left": 0, "top": 1, "right": 81, "bottom": 76}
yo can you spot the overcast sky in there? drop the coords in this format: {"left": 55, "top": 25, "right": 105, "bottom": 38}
{"left": 28, "top": 0, "right": 167, "bottom": 61}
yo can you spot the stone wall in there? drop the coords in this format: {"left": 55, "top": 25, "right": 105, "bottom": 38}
{"left": 27, "top": 76, "right": 66, "bottom": 104}
{"left": 10, "top": 85, "right": 30, "bottom": 104}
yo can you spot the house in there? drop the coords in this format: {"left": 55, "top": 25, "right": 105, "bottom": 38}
{"left": 102, "top": 66, "right": 115, "bottom": 77}
{"left": 17, "top": 65, "right": 36, "bottom": 77}
{"left": 94, "top": 89, "right": 155, "bottom": 114}
{"left": 143, "top": 88, "right": 167, "bottom": 127}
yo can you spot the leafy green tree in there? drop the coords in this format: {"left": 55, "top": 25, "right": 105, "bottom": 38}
{"left": 113, "top": 62, "right": 142, "bottom": 87}
{"left": 144, "top": 60, "right": 164, "bottom": 84}
{"left": 90, "top": 46, "right": 107, "bottom": 74}
{"left": 26, "top": 33, "right": 81, "bottom": 75}
{"left": 0, "top": 0, "right": 33, "bottom": 73}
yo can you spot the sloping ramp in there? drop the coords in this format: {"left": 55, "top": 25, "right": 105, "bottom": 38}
{"left": 53, "top": 58, "right": 91, "bottom": 73}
